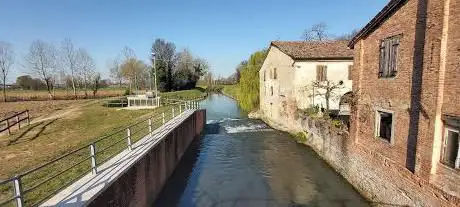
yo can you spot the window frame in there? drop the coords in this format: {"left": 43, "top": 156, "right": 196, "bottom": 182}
{"left": 316, "top": 65, "right": 328, "bottom": 82}
{"left": 441, "top": 126, "right": 460, "bottom": 169}
{"left": 374, "top": 109, "right": 395, "bottom": 144}
{"left": 378, "top": 35, "right": 401, "bottom": 79}
{"left": 273, "top": 68, "right": 277, "bottom": 80}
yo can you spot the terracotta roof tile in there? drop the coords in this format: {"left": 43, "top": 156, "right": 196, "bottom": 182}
{"left": 271, "top": 40, "right": 353, "bottom": 60}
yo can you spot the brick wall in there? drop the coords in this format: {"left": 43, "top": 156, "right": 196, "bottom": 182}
{"left": 351, "top": 0, "right": 460, "bottom": 203}
{"left": 443, "top": 0, "right": 460, "bottom": 116}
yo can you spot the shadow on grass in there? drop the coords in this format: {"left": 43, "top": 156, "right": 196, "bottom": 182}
{"left": 6, "top": 118, "right": 59, "bottom": 146}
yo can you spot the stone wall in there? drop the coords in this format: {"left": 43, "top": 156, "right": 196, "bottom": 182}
{"left": 258, "top": 110, "right": 459, "bottom": 207}
{"left": 88, "top": 110, "right": 206, "bottom": 207}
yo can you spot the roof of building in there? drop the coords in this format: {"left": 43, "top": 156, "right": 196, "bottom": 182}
{"left": 348, "top": 0, "right": 408, "bottom": 48}
{"left": 270, "top": 40, "right": 353, "bottom": 60}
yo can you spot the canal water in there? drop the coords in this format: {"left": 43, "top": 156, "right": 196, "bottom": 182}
{"left": 155, "top": 94, "right": 368, "bottom": 207}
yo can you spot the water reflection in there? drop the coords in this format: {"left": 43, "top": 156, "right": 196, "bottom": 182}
{"left": 155, "top": 94, "right": 368, "bottom": 207}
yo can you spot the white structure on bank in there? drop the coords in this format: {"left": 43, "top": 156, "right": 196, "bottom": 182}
{"left": 127, "top": 91, "right": 161, "bottom": 109}
{"left": 260, "top": 40, "right": 353, "bottom": 119}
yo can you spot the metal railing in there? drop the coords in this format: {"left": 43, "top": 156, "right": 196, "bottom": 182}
{"left": 0, "top": 100, "right": 200, "bottom": 207}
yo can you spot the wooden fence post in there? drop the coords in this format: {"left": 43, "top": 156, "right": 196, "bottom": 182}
{"left": 26, "top": 110, "right": 30, "bottom": 125}
{"left": 16, "top": 115, "right": 20, "bottom": 129}
{"left": 6, "top": 119, "right": 11, "bottom": 135}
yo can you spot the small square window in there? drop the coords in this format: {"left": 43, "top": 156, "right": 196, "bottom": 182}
{"left": 442, "top": 127, "right": 459, "bottom": 169}
{"left": 375, "top": 110, "right": 394, "bottom": 143}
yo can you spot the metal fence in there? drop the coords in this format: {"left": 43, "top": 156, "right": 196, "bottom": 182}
{"left": 0, "top": 99, "right": 200, "bottom": 207}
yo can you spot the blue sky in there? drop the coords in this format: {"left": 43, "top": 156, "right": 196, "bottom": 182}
{"left": 0, "top": 0, "right": 389, "bottom": 83}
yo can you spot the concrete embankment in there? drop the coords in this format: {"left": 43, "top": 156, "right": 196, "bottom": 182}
{"left": 42, "top": 109, "right": 206, "bottom": 207}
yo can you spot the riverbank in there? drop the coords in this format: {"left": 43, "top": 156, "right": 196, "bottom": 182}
{"left": 254, "top": 109, "right": 457, "bottom": 206}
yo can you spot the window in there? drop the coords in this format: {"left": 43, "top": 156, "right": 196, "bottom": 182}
{"left": 442, "top": 127, "right": 459, "bottom": 169}
{"left": 379, "top": 35, "right": 401, "bottom": 78}
{"left": 316, "top": 65, "right": 327, "bottom": 81}
{"left": 270, "top": 86, "right": 274, "bottom": 96}
{"left": 375, "top": 110, "right": 394, "bottom": 142}
{"left": 273, "top": 68, "right": 277, "bottom": 80}
{"left": 264, "top": 71, "right": 266, "bottom": 81}
{"left": 348, "top": 65, "right": 353, "bottom": 80}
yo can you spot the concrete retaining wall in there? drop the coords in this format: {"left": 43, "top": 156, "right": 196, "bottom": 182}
{"left": 88, "top": 110, "right": 206, "bottom": 207}
{"left": 41, "top": 109, "right": 206, "bottom": 207}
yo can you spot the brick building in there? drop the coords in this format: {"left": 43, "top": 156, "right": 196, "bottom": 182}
{"left": 349, "top": 0, "right": 460, "bottom": 202}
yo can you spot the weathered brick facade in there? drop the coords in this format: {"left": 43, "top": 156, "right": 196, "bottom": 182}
{"left": 350, "top": 0, "right": 460, "bottom": 205}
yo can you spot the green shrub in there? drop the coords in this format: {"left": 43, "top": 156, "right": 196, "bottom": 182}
{"left": 123, "top": 88, "right": 131, "bottom": 96}
{"left": 293, "top": 132, "right": 308, "bottom": 143}
{"left": 302, "top": 105, "right": 320, "bottom": 117}
{"left": 331, "top": 119, "right": 343, "bottom": 128}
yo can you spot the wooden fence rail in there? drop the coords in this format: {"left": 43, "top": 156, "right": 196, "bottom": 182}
{"left": 0, "top": 110, "right": 30, "bottom": 135}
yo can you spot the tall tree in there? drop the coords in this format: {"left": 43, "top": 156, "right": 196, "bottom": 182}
{"left": 120, "top": 58, "right": 147, "bottom": 92}
{"left": 151, "top": 39, "right": 176, "bottom": 91}
{"left": 109, "top": 58, "right": 123, "bottom": 88}
{"left": 76, "top": 48, "right": 95, "bottom": 97}
{"left": 303, "top": 23, "right": 330, "bottom": 41}
{"left": 121, "top": 46, "right": 138, "bottom": 92}
{"left": 26, "top": 40, "right": 57, "bottom": 99}
{"left": 61, "top": 39, "right": 79, "bottom": 98}
{"left": 0, "top": 41, "right": 14, "bottom": 102}
{"left": 238, "top": 50, "right": 268, "bottom": 111}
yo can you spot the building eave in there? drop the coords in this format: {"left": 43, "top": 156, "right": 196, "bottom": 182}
{"left": 348, "top": 0, "right": 408, "bottom": 49}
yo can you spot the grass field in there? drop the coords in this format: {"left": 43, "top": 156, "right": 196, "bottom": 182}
{"left": 2, "top": 87, "right": 125, "bottom": 102}
{"left": 0, "top": 88, "right": 206, "bottom": 206}
{"left": 221, "top": 84, "right": 238, "bottom": 99}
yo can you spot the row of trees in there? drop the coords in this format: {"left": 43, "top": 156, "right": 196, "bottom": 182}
{"left": 109, "top": 38, "right": 209, "bottom": 94}
{"left": 0, "top": 39, "right": 103, "bottom": 101}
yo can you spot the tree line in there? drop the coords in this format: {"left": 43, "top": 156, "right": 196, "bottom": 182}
{"left": 0, "top": 38, "right": 210, "bottom": 102}
{"left": 109, "top": 38, "right": 209, "bottom": 95}
{"left": 0, "top": 39, "right": 105, "bottom": 101}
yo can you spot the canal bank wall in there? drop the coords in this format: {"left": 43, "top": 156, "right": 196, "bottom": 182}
{"left": 42, "top": 110, "right": 206, "bottom": 207}
{"left": 252, "top": 111, "right": 457, "bottom": 207}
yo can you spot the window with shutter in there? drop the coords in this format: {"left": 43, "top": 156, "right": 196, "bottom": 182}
{"left": 322, "top": 66, "right": 327, "bottom": 81}
{"left": 379, "top": 35, "right": 401, "bottom": 78}
{"left": 316, "top": 65, "right": 327, "bottom": 81}
{"left": 316, "top": 65, "right": 321, "bottom": 81}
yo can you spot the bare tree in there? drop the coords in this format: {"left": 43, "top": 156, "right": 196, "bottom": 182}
{"left": 109, "top": 58, "right": 123, "bottom": 88}
{"left": 92, "top": 72, "right": 101, "bottom": 96}
{"left": 121, "top": 46, "right": 138, "bottom": 92}
{"left": 61, "top": 38, "right": 79, "bottom": 98}
{"left": 335, "top": 29, "right": 360, "bottom": 41}
{"left": 303, "top": 23, "right": 330, "bottom": 41}
{"left": 0, "top": 41, "right": 14, "bottom": 102}
{"left": 76, "top": 48, "right": 95, "bottom": 97}
{"left": 26, "top": 40, "right": 57, "bottom": 99}
{"left": 310, "top": 80, "right": 345, "bottom": 112}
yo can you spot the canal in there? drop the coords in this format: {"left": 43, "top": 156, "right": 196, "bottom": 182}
{"left": 155, "top": 94, "right": 368, "bottom": 206}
